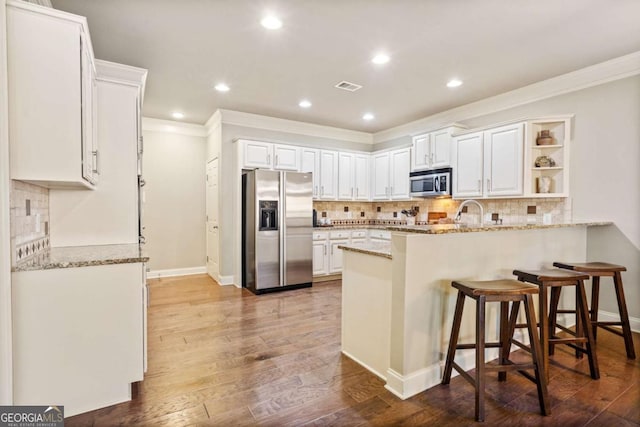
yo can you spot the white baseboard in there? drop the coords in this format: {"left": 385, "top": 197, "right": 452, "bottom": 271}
{"left": 147, "top": 266, "right": 206, "bottom": 279}
{"left": 341, "top": 350, "right": 387, "bottom": 381}
{"left": 598, "top": 310, "right": 640, "bottom": 333}
{"left": 214, "top": 274, "right": 235, "bottom": 286}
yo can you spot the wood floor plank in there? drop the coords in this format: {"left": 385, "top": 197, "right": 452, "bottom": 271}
{"left": 65, "top": 275, "right": 640, "bottom": 426}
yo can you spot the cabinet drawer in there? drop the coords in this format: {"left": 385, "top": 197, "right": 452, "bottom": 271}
{"left": 329, "top": 230, "right": 350, "bottom": 240}
{"left": 368, "top": 230, "right": 391, "bottom": 240}
{"left": 351, "top": 230, "right": 367, "bottom": 239}
{"left": 313, "top": 232, "right": 328, "bottom": 241}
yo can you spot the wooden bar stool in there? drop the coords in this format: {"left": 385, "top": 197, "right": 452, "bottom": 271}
{"left": 513, "top": 268, "right": 599, "bottom": 382}
{"left": 442, "top": 279, "right": 550, "bottom": 422}
{"left": 553, "top": 262, "right": 636, "bottom": 359}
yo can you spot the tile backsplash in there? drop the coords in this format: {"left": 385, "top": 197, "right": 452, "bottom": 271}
{"left": 10, "top": 180, "right": 50, "bottom": 266}
{"left": 313, "top": 198, "right": 570, "bottom": 225}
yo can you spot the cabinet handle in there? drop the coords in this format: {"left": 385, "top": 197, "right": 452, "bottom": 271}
{"left": 390, "top": 186, "right": 393, "bottom": 197}
{"left": 139, "top": 136, "right": 144, "bottom": 154}
{"left": 321, "top": 186, "right": 324, "bottom": 196}
{"left": 487, "top": 178, "right": 491, "bottom": 192}
{"left": 477, "top": 179, "right": 481, "bottom": 192}
{"left": 275, "top": 154, "right": 279, "bottom": 166}
{"left": 331, "top": 245, "right": 334, "bottom": 255}
{"left": 324, "top": 245, "right": 327, "bottom": 255}
{"left": 356, "top": 188, "right": 359, "bottom": 198}
{"left": 315, "top": 186, "right": 318, "bottom": 196}
{"left": 351, "top": 188, "right": 354, "bottom": 197}
{"left": 424, "top": 155, "right": 428, "bottom": 165}
{"left": 92, "top": 150, "right": 99, "bottom": 174}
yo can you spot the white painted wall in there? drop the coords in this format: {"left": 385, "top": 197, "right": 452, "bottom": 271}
{"left": 142, "top": 128, "right": 207, "bottom": 272}
{"left": 0, "top": 0, "right": 14, "bottom": 404}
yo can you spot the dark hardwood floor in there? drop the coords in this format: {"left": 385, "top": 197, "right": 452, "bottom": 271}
{"left": 67, "top": 274, "right": 640, "bottom": 426}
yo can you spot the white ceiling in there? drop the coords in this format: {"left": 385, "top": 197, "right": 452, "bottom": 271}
{"left": 52, "top": 0, "right": 640, "bottom": 133}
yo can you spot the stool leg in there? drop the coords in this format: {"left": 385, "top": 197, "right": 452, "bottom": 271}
{"left": 442, "top": 291, "right": 465, "bottom": 384}
{"left": 577, "top": 279, "right": 600, "bottom": 379}
{"left": 498, "top": 301, "right": 509, "bottom": 382}
{"left": 575, "top": 284, "right": 584, "bottom": 359}
{"left": 590, "top": 276, "right": 600, "bottom": 341}
{"left": 613, "top": 272, "right": 636, "bottom": 359}
{"left": 500, "top": 300, "right": 521, "bottom": 383}
{"left": 548, "top": 287, "right": 561, "bottom": 356}
{"left": 524, "top": 294, "right": 551, "bottom": 416}
{"left": 538, "top": 284, "right": 550, "bottom": 384}
{"left": 476, "top": 296, "right": 486, "bottom": 422}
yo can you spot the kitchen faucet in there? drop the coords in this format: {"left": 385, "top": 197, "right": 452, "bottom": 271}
{"left": 454, "top": 199, "right": 484, "bottom": 226}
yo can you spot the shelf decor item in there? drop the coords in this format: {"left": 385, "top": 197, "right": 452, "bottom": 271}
{"left": 537, "top": 176, "right": 552, "bottom": 193}
{"left": 536, "top": 130, "right": 554, "bottom": 145}
{"left": 534, "top": 155, "right": 556, "bottom": 167}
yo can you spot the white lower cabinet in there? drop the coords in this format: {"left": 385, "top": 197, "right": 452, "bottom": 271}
{"left": 329, "top": 239, "right": 348, "bottom": 273}
{"left": 312, "top": 240, "right": 328, "bottom": 275}
{"left": 12, "top": 263, "right": 146, "bottom": 417}
{"left": 313, "top": 229, "right": 371, "bottom": 277}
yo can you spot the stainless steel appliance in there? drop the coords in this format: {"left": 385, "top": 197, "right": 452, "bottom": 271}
{"left": 409, "top": 167, "right": 452, "bottom": 197}
{"left": 242, "top": 169, "right": 313, "bottom": 294}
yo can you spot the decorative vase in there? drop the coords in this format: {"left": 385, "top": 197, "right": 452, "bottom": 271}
{"left": 538, "top": 176, "right": 552, "bottom": 193}
{"left": 536, "top": 130, "right": 554, "bottom": 145}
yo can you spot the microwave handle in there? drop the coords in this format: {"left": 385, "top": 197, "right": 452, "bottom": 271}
{"left": 434, "top": 176, "right": 440, "bottom": 192}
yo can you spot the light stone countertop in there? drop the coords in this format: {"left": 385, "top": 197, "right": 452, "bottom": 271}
{"left": 12, "top": 244, "right": 149, "bottom": 272}
{"left": 338, "top": 242, "right": 392, "bottom": 259}
{"left": 385, "top": 221, "right": 612, "bottom": 234}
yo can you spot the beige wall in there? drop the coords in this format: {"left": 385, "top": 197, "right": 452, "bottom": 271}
{"left": 142, "top": 129, "right": 206, "bottom": 271}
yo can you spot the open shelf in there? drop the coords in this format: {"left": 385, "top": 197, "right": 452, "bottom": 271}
{"left": 532, "top": 144, "right": 563, "bottom": 149}
{"left": 531, "top": 167, "right": 563, "bottom": 171}
{"left": 525, "top": 117, "right": 572, "bottom": 197}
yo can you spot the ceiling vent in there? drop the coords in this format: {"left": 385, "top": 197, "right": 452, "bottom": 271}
{"left": 334, "top": 81, "right": 362, "bottom": 92}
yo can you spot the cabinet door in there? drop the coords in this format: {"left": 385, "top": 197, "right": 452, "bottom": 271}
{"left": 390, "top": 148, "right": 411, "bottom": 200}
{"left": 411, "top": 134, "right": 430, "bottom": 171}
{"left": 242, "top": 140, "right": 273, "bottom": 169}
{"left": 453, "top": 132, "right": 484, "bottom": 198}
{"left": 484, "top": 123, "right": 524, "bottom": 197}
{"left": 338, "top": 152, "right": 354, "bottom": 200}
{"left": 329, "top": 239, "right": 348, "bottom": 273}
{"left": 300, "top": 148, "right": 320, "bottom": 198}
{"left": 319, "top": 150, "right": 338, "bottom": 199}
{"left": 80, "top": 32, "right": 95, "bottom": 184}
{"left": 354, "top": 154, "right": 370, "bottom": 200}
{"left": 273, "top": 144, "right": 299, "bottom": 171}
{"left": 371, "top": 152, "right": 390, "bottom": 200}
{"left": 312, "top": 242, "right": 328, "bottom": 275}
{"left": 431, "top": 129, "right": 452, "bottom": 168}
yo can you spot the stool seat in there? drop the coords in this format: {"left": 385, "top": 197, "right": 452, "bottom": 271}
{"left": 513, "top": 268, "right": 590, "bottom": 284}
{"left": 553, "top": 261, "right": 626, "bottom": 273}
{"left": 453, "top": 279, "right": 539, "bottom": 296}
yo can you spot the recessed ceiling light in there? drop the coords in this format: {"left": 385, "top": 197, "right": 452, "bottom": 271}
{"left": 214, "top": 83, "right": 230, "bottom": 92}
{"left": 261, "top": 15, "right": 282, "bottom": 30}
{"left": 372, "top": 53, "right": 390, "bottom": 65}
{"left": 362, "top": 113, "right": 375, "bottom": 121}
{"left": 299, "top": 99, "right": 312, "bottom": 108}
{"left": 171, "top": 112, "right": 184, "bottom": 119}
{"left": 447, "top": 78, "right": 463, "bottom": 88}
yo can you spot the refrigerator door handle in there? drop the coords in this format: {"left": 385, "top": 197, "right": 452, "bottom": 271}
{"left": 280, "top": 171, "right": 285, "bottom": 287}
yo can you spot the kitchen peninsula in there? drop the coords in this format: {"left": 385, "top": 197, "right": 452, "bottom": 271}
{"left": 339, "top": 221, "right": 612, "bottom": 400}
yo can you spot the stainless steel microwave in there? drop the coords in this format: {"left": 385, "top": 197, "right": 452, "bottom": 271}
{"left": 409, "top": 167, "right": 452, "bottom": 197}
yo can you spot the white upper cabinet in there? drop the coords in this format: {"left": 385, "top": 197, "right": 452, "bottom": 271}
{"left": 411, "top": 126, "right": 463, "bottom": 172}
{"left": 372, "top": 152, "right": 391, "bottom": 200}
{"left": 452, "top": 122, "right": 524, "bottom": 199}
{"left": 242, "top": 140, "right": 273, "bottom": 169}
{"left": 7, "top": 1, "right": 97, "bottom": 189}
{"left": 300, "top": 148, "right": 320, "bottom": 199}
{"left": 390, "top": 148, "right": 411, "bottom": 199}
{"left": 338, "top": 152, "right": 355, "bottom": 200}
{"left": 319, "top": 150, "right": 338, "bottom": 200}
{"left": 354, "top": 154, "right": 369, "bottom": 200}
{"left": 483, "top": 123, "right": 524, "bottom": 197}
{"left": 372, "top": 148, "right": 410, "bottom": 200}
{"left": 452, "top": 131, "right": 484, "bottom": 198}
{"left": 273, "top": 144, "right": 299, "bottom": 171}
{"left": 411, "top": 134, "right": 431, "bottom": 171}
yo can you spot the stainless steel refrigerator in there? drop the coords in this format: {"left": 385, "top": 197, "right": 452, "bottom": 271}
{"left": 242, "top": 169, "right": 313, "bottom": 294}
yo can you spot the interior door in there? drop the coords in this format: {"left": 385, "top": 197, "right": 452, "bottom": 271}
{"left": 206, "top": 158, "right": 220, "bottom": 279}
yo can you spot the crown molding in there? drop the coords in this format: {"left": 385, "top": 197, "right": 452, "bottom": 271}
{"left": 95, "top": 60, "right": 148, "bottom": 103}
{"left": 217, "top": 109, "right": 373, "bottom": 144}
{"left": 373, "top": 50, "right": 640, "bottom": 143}
{"left": 204, "top": 109, "right": 222, "bottom": 136}
{"left": 142, "top": 117, "right": 208, "bottom": 137}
